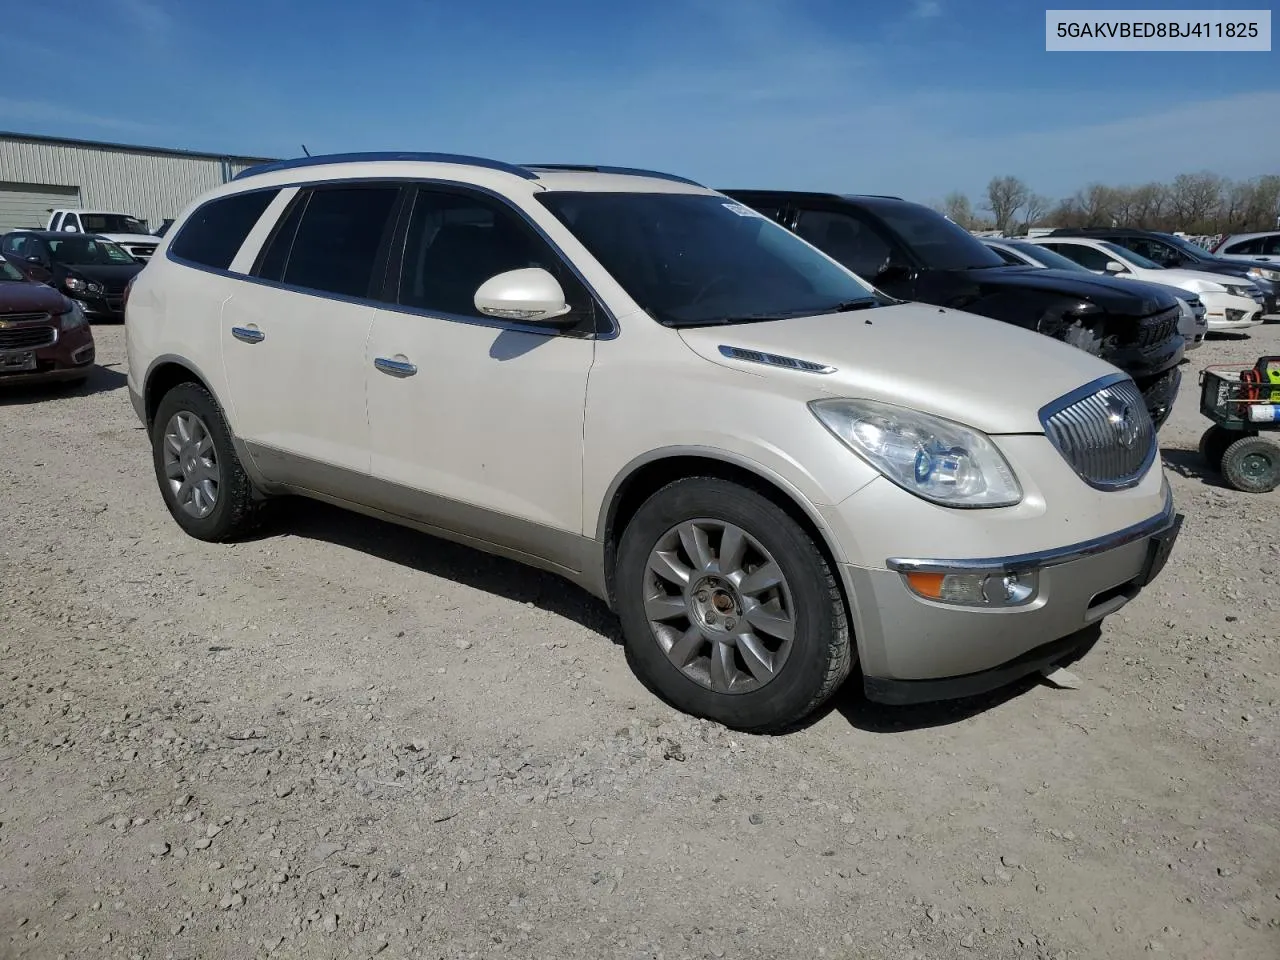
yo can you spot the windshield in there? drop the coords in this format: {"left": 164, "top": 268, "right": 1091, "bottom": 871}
{"left": 0, "top": 256, "right": 26, "bottom": 281}
{"left": 873, "top": 202, "right": 1006, "bottom": 271}
{"left": 80, "top": 214, "right": 149, "bottom": 235}
{"left": 535, "top": 192, "right": 884, "bottom": 326}
{"left": 1101, "top": 241, "right": 1162, "bottom": 270}
{"left": 1007, "top": 242, "right": 1091, "bottom": 273}
{"left": 49, "top": 237, "right": 137, "bottom": 266}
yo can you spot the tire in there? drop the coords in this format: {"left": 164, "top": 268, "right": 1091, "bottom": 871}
{"left": 614, "top": 477, "right": 852, "bottom": 733}
{"left": 150, "top": 382, "right": 268, "bottom": 541}
{"left": 1220, "top": 435, "right": 1280, "bottom": 493}
{"left": 1198, "top": 425, "right": 1235, "bottom": 473}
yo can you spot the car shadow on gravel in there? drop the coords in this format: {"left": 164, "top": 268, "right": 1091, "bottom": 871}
{"left": 815, "top": 626, "right": 1103, "bottom": 734}
{"left": 0, "top": 363, "right": 127, "bottom": 405}
{"left": 270, "top": 499, "right": 623, "bottom": 641}
{"left": 1160, "top": 447, "right": 1229, "bottom": 488}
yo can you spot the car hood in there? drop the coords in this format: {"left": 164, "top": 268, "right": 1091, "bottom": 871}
{"left": 1142, "top": 268, "right": 1231, "bottom": 291}
{"left": 0, "top": 278, "right": 70, "bottom": 314}
{"left": 62, "top": 262, "right": 144, "bottom": 285}
{"left": 677, "top": 302, "right": 1120, "bottom": 435}
{"left": 99, "top": 232, "right": 159, "bottom": 245}
{"left": 958, "top": 265, "right": 1174, "bottom": 314}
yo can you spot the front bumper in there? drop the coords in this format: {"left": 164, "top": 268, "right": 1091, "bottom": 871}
{"left": 0, "top": 325, "right": 94, "bottom": 385}
{"left": 1203, "top": 292, "right": 1263, "bottom": 331}
{"left": 845, "top": 491, "right": 1182, "bottom": 704}
{"left": 74, "top": 294, "right": 125, "bottom": 320}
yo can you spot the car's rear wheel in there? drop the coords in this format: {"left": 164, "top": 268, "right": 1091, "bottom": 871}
{"left": 151, "top": 382, "right": 267, "bottom": 541}
{"left": 615, "top": 477, "right": 852, "bottom": 733}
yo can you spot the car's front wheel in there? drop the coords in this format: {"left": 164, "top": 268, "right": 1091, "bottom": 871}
{"left": 615, "top": 477, "right": 852, "bottom": 733}
{"left": 150, "top": 382, "right": 266, "bottom": 541}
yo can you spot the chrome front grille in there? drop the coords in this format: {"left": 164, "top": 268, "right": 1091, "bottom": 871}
{"left": 0, "top": 324, "right": 56, "bottom": 349}
{"left": 1040, "top": 376, "right": 1156, "bottom": 490}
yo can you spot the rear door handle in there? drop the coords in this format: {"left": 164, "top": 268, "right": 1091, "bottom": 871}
{"left": 374, "top": 356, "right": 417, "bottom": 377}
{"left": 231, "top": 325, "right": 265, "bottom": 344}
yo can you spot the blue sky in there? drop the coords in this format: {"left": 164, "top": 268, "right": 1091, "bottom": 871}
{"left": 1, "top": 0, "right": 1275, "bottom": 204}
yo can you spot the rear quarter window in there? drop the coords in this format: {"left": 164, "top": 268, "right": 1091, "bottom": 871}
{"left": 169, "top": 189, "right": 281, "bottom": 271}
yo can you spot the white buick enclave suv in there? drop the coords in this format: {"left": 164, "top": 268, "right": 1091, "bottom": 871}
{"left": 125, "top": 153, "right": 1181, "bottom": 731}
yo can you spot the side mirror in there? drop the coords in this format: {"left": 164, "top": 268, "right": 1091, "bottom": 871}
{"left": 1104, "top": 260, "right": 1126, "bottom": 274}
{"left": 474, "top": 267, "right": 573, "bottom": 324}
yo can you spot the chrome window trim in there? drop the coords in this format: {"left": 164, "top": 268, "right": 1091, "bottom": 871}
{"left": 887, "top": 484, "right": 1175, "bottom": 575}
{"left": 165, "top": 176, "right": 619, "bottom": 341}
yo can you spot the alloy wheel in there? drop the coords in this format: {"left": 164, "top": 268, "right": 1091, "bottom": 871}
{"left": 643, "top": 519, "right": 796, "bottom": 694}
{"left": 162, "top": 411, "right": 220, "bottom": 519}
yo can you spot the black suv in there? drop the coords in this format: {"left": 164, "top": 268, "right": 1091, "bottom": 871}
{"left": 1047, "top": 227, "right": 1278, "bottom": 317}
{"left": 723, "top": 191, "right": 1185, "bottom": 427}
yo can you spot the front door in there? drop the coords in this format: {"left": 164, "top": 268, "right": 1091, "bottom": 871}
{"left": 221, "top": 182, "right": 405, "bottom": 483}
{"left": 363, "top": 185, "right": 598, "bottom": 569}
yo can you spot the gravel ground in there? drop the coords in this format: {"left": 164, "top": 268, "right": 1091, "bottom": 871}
{"left": 1, "top": 323, "right": 1277, "bottom": 960}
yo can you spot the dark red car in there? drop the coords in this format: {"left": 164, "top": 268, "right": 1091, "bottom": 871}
{"left": 0, "top": 253, "right": 96, "bottom": 387}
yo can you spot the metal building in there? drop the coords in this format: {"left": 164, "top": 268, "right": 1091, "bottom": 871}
{"left": 0, "top": 131, "right": 277, "bottom": 234}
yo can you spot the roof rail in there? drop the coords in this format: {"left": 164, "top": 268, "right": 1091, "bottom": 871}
{"left": 232, "top": 152, "right": 540, "bottom": 181}
{"left": 520, "top": 164, "right": 704, "bottom": 187}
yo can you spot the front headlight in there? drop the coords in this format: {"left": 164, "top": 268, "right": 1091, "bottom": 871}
{"left": 1247, "top": 267, "right": 1280, "bottom": 283}
{"left": 63, "top": 276, "right": 103, "bottom": 296}
{"left": 809, "top": 398, "right": 1022, "bottom": 507}
{"left": 1224, "top": 283, "right": 1259, "bottom": 299}
{"left": 58, "top": 301, "right": 87, "bottom": 330}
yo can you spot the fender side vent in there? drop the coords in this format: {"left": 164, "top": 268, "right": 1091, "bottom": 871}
{"left": 717, "top": 345, "right": 836, "bottom": 374}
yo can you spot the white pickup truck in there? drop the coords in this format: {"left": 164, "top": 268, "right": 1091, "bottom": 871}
{"left": 46, "top": 209, "right": 160, "bottom": 261}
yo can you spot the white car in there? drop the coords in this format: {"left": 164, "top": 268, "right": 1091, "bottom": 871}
{"left": 1212, "top": 231, "right": 1280, "bottom": 266}
{"left": 984, "top": 238, "right": 1206, "bottom": 350}
{"left": 1028, "top": 237, "right": 1263, "bottom": 332}
{"left": 124, "top": 153, "right": 1180, "bottom": 732}
{"left": 47, "top": 209, "right": 159, "bottom": 261}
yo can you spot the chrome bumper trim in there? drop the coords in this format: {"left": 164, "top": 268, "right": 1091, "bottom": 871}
{"left": 887, "top": 485, "right": 1175, "bottom": 575}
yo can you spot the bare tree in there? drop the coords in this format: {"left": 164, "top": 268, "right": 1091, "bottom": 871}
{"left": 1240, "top": 175, "right": 1280, "bottom": 231}
{"left": 940, "top": 170, "right": 1275, "bottom": 234}
{"left": 1168, "top": 172, "right": 1225, "bottom": 233}
{"left": 985, "top": 176, "right": 1029, "bottom": 234}
{"left": 1075, "top": 183, "right": 1119, "bottom": 226}
{"left": 942, "top": 192, "right": 977, "bottom": 230}
{"left": 1129, "top": 183, "right": 1168, "bottom": 229}
{"left": 1019, "top": 194, "right": 1051, "bottom": 232}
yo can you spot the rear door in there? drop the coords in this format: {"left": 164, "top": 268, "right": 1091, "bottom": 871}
{"left": 219, "top": 182, "right": 405, "bottom": 484}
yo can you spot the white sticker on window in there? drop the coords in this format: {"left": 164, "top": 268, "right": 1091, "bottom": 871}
{"left": 722, "top": 202, "right": 761, "bottom": 218}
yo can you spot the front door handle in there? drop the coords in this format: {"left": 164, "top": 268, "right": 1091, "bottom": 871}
{"left": 231, "top": 325, "right": 265, "bottom": 344}
{"left": 374, "top": 356, "right": 417, "bottom": 377}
